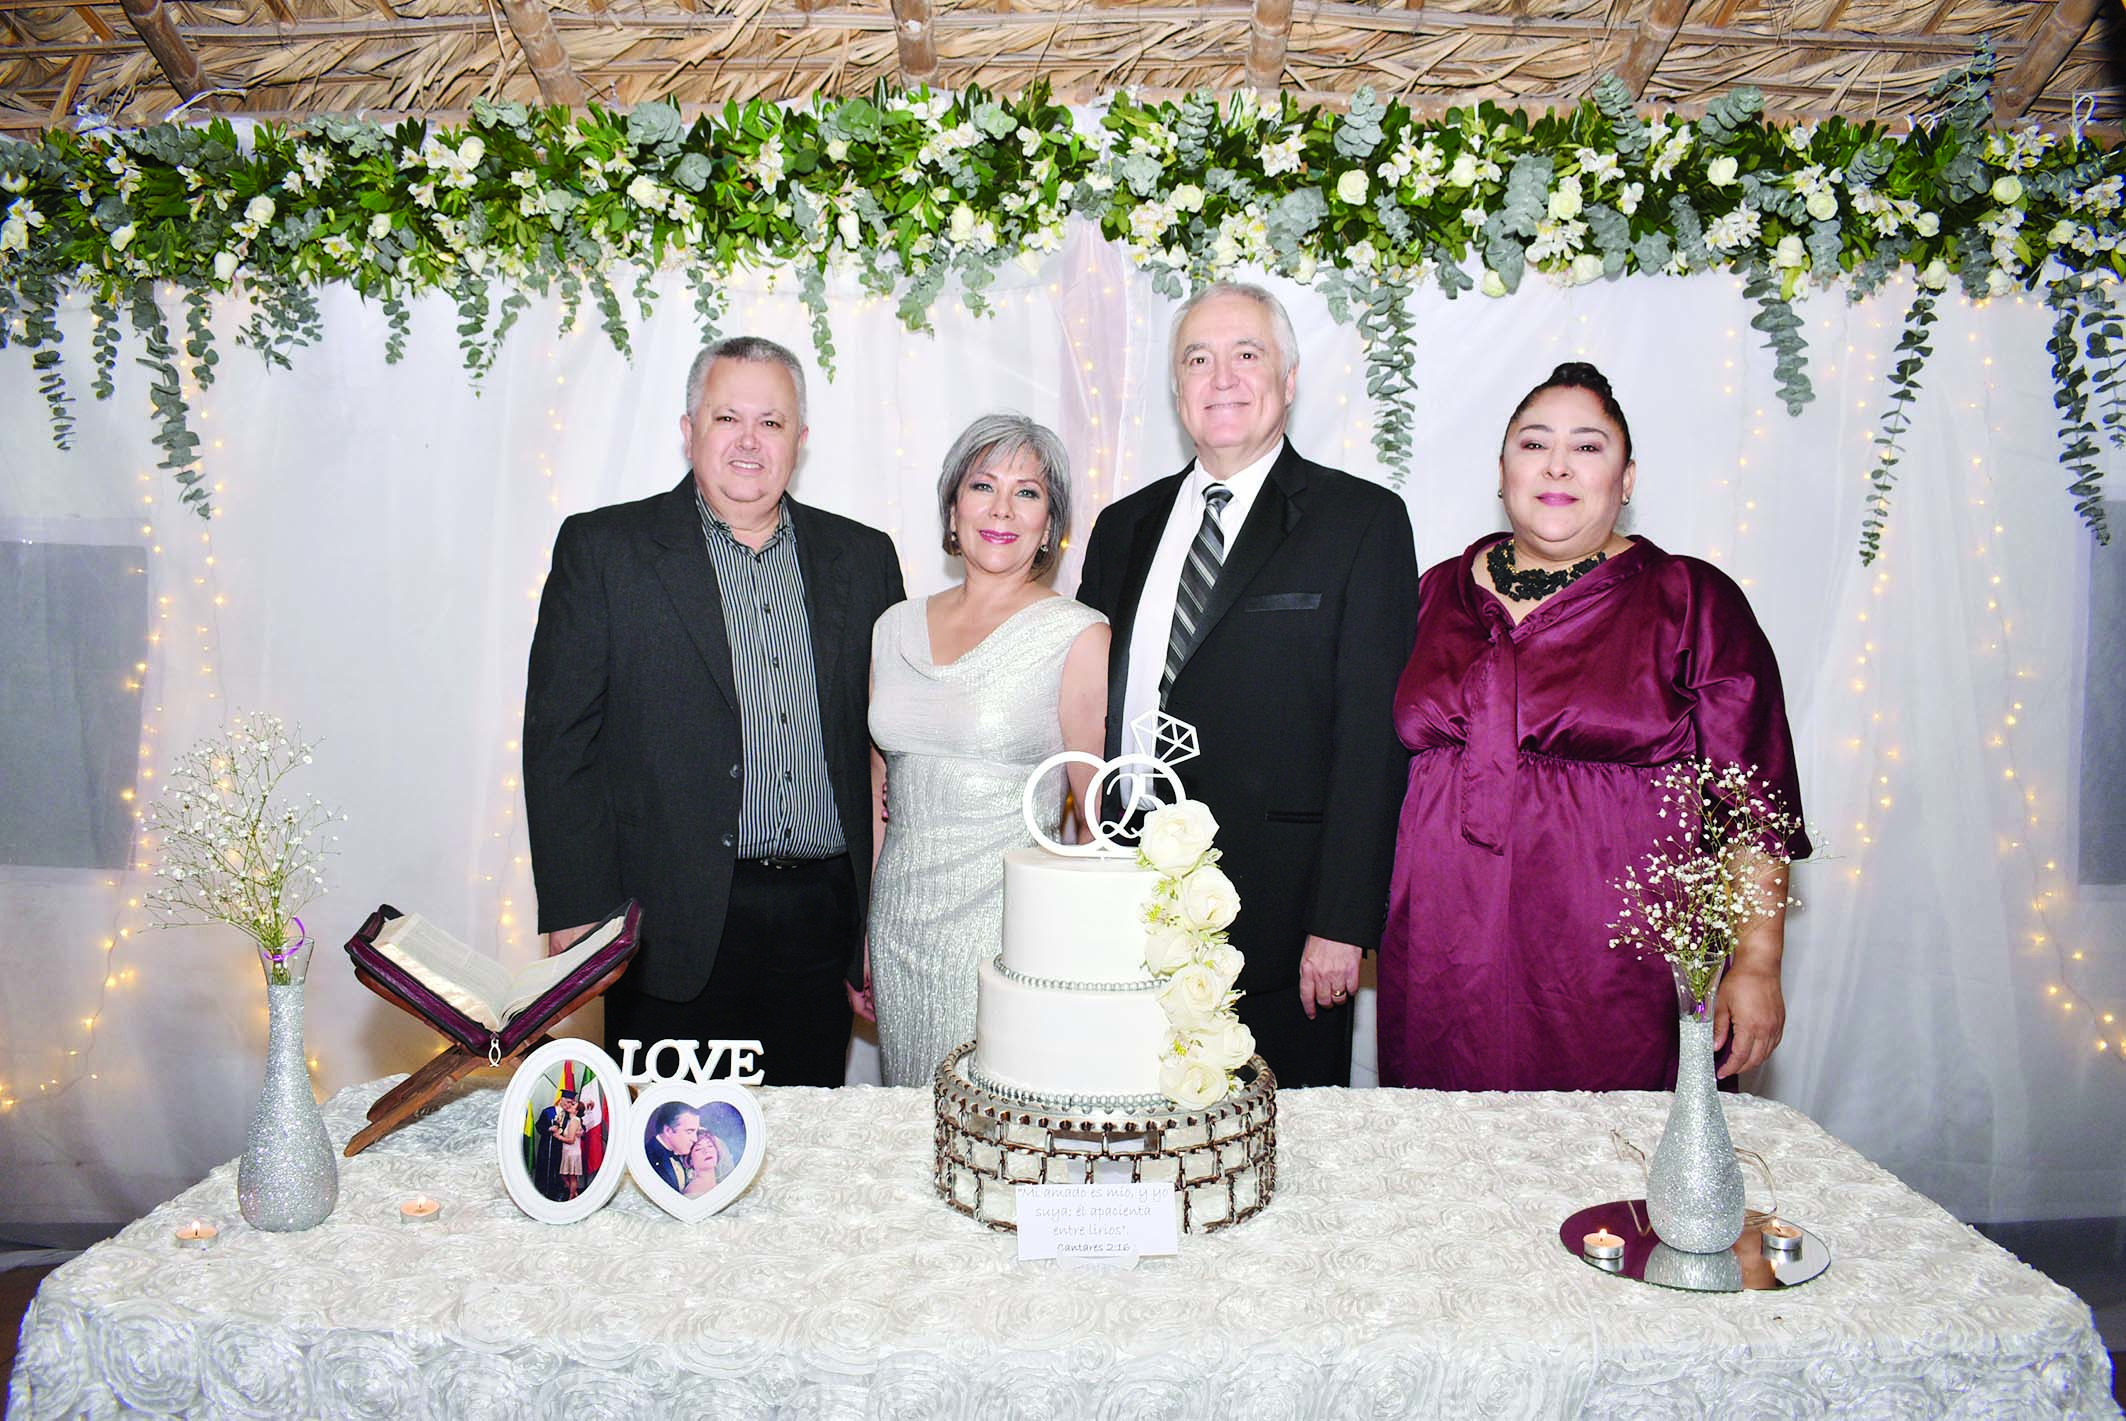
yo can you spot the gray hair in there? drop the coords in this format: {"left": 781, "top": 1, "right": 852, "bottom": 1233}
{"left": 935, "top": 413, "right": 1074, "bottom": 577}
{"left": 1170, "top": 281, "right": 1301, "bottom": 377}
{"left": 684, "top": 335, "right": 808, "bottom": 427}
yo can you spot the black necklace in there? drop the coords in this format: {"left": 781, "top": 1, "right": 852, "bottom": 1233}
{"left": 1485, "top": 539, "right": 1606, "bottom": 602}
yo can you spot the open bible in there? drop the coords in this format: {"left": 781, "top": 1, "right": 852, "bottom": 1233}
{"left": 340, "top": 900, "right": 640, "bottom": 1157}
{"left": 343, "top": 900, "right": 639, "bottom": 1060}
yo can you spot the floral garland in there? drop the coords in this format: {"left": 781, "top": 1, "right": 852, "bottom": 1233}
{"left": 1136, "top": 800, "right": 1252, "bottom": 1107}
{"left": 2, "top": 50, "right": 2121, "bottom": 556}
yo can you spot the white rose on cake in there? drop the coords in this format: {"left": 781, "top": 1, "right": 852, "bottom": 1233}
{"left": 1143, "top": 921, "right": 1198, "bottom": 975}
{"left": 1159, "top": 962, "right": 1230, "bottom": 1030}
{"left": 1199, "top": 941, "right": 1244, "bottom": 994}
{"left": 1139, "top": 800, "right": 1219, "bottom": 875}
{"left": 1189, "top": 1016, "right": 1255, "bottom": 1072}
{"left": 1177, "top": 864, "right": 1240, "bottom": 930}
{"left": 1160, "top": 1053, "right": 1229, "bottom": 1107}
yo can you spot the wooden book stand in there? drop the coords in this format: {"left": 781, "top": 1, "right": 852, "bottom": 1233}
{"left": 343, "top": 955, "right": 632, "bottom": 1157}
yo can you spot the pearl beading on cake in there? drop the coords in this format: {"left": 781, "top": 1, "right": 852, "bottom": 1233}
{"left": 989, "top": 954, "right": 1162, "bottom": 994}
{"left": 962, "top": 1055, "right": 1172, "bottom": 1115}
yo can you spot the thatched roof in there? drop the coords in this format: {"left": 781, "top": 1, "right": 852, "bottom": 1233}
{"left": 0, "top": 0, "right": 2118, "bottom": 132}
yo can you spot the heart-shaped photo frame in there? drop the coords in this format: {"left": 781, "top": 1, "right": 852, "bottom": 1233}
{"left": 624, "top": 1080, "right": 765, "bottom": 1221}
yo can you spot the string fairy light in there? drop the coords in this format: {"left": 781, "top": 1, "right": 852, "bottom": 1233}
{"left": 1834, "top": 291, "right": 1901, "bottom": 904}
{"left": 6, "top": 338, "right": 258, "bottom": 1110}
{"left": 1963, "top": 296, "right": 2126, "bottom": 1063}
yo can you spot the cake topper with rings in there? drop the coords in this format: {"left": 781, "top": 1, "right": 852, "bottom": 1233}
{"left": 1022, "top": 711, "right": 1200, "bottom": 857}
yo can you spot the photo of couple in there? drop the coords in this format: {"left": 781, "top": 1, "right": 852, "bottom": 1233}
{"left": 524, "top": 1060, "right": 608, "bottom": 1203}
{"left": 641, "top": 1099, "right": 746, "bottom": 1200}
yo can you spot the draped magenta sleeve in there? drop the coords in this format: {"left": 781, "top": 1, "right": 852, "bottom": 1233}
{"left": 1377, "top": 536, "right": 1808, "bottom": 1092}
{"left": 1676, "top": 564, "right": 1814, "bottom": 860}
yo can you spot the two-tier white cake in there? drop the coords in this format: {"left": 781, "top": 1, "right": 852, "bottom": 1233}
{"left": 967, "top": 848, "right": 1177, "bottom": 1109}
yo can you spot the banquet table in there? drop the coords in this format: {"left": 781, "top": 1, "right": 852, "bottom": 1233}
{"left": 8, "top": 1079, "right": 2117, "bottom": 1419}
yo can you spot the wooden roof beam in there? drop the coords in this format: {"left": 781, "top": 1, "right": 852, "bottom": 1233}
{"left": 50, "top": 51, "right": 91, "bottom": 120}
{"left": 889, "top": 0, "right": 935, "bottom": 83}
{"left": 117, "top": 0, "right": 223, "bottom": 108}
{"left": 495, "top": 0, "right": 585, "bottom": 106}
{"left": 1995, "top": 0, "right": 2103, "bottom": 122}
{"left": 1246, "top": 0, "right": 1292, "bottom": 93}
{"left": 1614, "top": 0, "right": 1693, "bottom": 99}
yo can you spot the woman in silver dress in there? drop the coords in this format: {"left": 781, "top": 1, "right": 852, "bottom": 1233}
{"left": 856, "top": 414, "right": 1109, "bottom": 1087}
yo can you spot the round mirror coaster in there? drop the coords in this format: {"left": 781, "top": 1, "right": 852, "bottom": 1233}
{"left": 1559, "top": 1199, "right": 1831, "bottom": 1292}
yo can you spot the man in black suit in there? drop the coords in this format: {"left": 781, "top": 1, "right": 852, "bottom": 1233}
{"left": 642, "top": 1102, "right": 699, "bottom": 1191}
{"left": 524, "top": 336, "right": 905, "bottom": 1085}
{"left": 530, "top": 1090, "right": 575, "bottom": 1200}
{"left": 1076, "top": 284, "right": 1419, "bottom": 1088}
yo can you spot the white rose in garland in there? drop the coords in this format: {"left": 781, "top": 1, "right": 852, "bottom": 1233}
{"left": 1177, "top": 863, "right": 1240, "bottom": 931}
{"left": 1160, "top": 1054, "right": 1227, "bottom": 1109}
{"left": 1199, "top": 941, "right": 1244, "bottom": 992}
{"left": 1188, "top": 1017, "right": 1256, "bottom": 1072}
{"left": 1143, "top": 921, "right": 1198, "bottom": 975}
{"left": 1159, "top": 962, "right": 1231, "bottom": 1031}
{"left": 1138, "top": 800, "right": 1219, "bottom": 875}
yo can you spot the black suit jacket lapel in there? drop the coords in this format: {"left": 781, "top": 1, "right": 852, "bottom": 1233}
{"left": 789, "top": 499, "right": 849, "bottom": 726}
{"left": 1103, "top": 476, "right": 1183, "bottom": 757}
{"left": 1173, "top": 440, "right": 1307, "bottom": 683}
{"left": 649, "top": 476, "right": 739, "bottom": 712}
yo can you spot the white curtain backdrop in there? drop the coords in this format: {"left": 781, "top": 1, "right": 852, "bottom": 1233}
{"left": 3, "top": 223, "right": 2123, "bottom": 1236}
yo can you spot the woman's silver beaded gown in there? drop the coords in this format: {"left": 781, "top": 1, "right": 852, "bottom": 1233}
{"left": 867, "top": 594, "right": 1105, "bottom": 1088}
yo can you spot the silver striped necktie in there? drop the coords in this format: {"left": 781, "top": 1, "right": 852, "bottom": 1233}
{"left": 1161, "top": 483, "right": 1234, "bottom": 700}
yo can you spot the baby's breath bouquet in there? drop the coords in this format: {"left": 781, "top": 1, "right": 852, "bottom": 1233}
{"left": 1606, "top": 759, "right": 1805, "bottom": 1015}
{"left": 144, "top": 712, "right": 341, "bottom": 985}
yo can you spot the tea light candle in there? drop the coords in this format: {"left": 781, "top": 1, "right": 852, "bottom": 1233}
{"left": 1582, "top": 1228, "right": 1624, "bottom": 1261}
{"left": 1762, "top": 1220, "right": 1802, "bottom": 1253}
{"left": 398, "top": 1195, "right": 442, "bottom": 1224}
{"left": 174, "top": 1219, "right": 219, "bottom": 1249}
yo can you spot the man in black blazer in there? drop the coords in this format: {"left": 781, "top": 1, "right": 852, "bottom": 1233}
{"left": 524, "top": 336, "right": 905, "bottom": 1085}
{"left": 641, "top": 1102, "right": 699, "bottom": 1192}
{"left": 1076, "top": 284, "right": 1419, "bottom": 1088}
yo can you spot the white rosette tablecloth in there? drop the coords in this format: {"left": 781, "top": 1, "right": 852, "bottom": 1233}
{"left": 10, "top": 1082, "right": 2118, "bottom": 1419}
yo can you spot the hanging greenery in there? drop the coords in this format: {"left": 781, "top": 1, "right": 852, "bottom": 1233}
{"left": 0, "top": 55, "right": 2120, "bottom": 553}
{"left": 1861, "top": 289, "right": 1939, "bottom": 564}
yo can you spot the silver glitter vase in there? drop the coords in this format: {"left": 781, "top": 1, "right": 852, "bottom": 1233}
{"left": 1643, "top": 1242, "right": 1744, "bottom": 1292}
{"left": 237, "top": 981, "right": 339, "bottom": 1231}
{"left": 1645, "top": 961, "right": 1744, "bottom": 1254}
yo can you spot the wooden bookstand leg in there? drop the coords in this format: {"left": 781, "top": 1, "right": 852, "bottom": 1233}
{"left": 344, "top": 1051, "right": 493, "bottom": 1157}
{"left": 367, "top": 1043, "right": 482, "bottom": 1121}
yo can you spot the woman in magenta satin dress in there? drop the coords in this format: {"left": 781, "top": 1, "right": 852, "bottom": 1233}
{"left": 1380, "top": 363, "right": 1810, "bottom": 1091}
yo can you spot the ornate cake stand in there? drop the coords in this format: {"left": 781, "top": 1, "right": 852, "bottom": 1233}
{"left": 932, "top": 1041, "right": 1277, "bottom": 1233}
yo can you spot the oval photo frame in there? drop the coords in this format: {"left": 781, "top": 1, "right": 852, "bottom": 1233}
{"left": 496, "top": 1038, "right": 633, "bottom": 1224}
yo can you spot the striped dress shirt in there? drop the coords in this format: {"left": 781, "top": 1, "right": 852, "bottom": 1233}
{"left": 695, "top": 487, "right": 846, "bottom": 859}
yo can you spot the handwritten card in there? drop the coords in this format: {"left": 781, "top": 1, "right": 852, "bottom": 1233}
{"left": 1015, "top": 1184, "right": 1179, "bottom": 1261}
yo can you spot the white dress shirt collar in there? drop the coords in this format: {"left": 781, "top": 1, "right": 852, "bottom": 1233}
{"left": 1183, "top": 439, "right": 1282, "bottom": 537}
